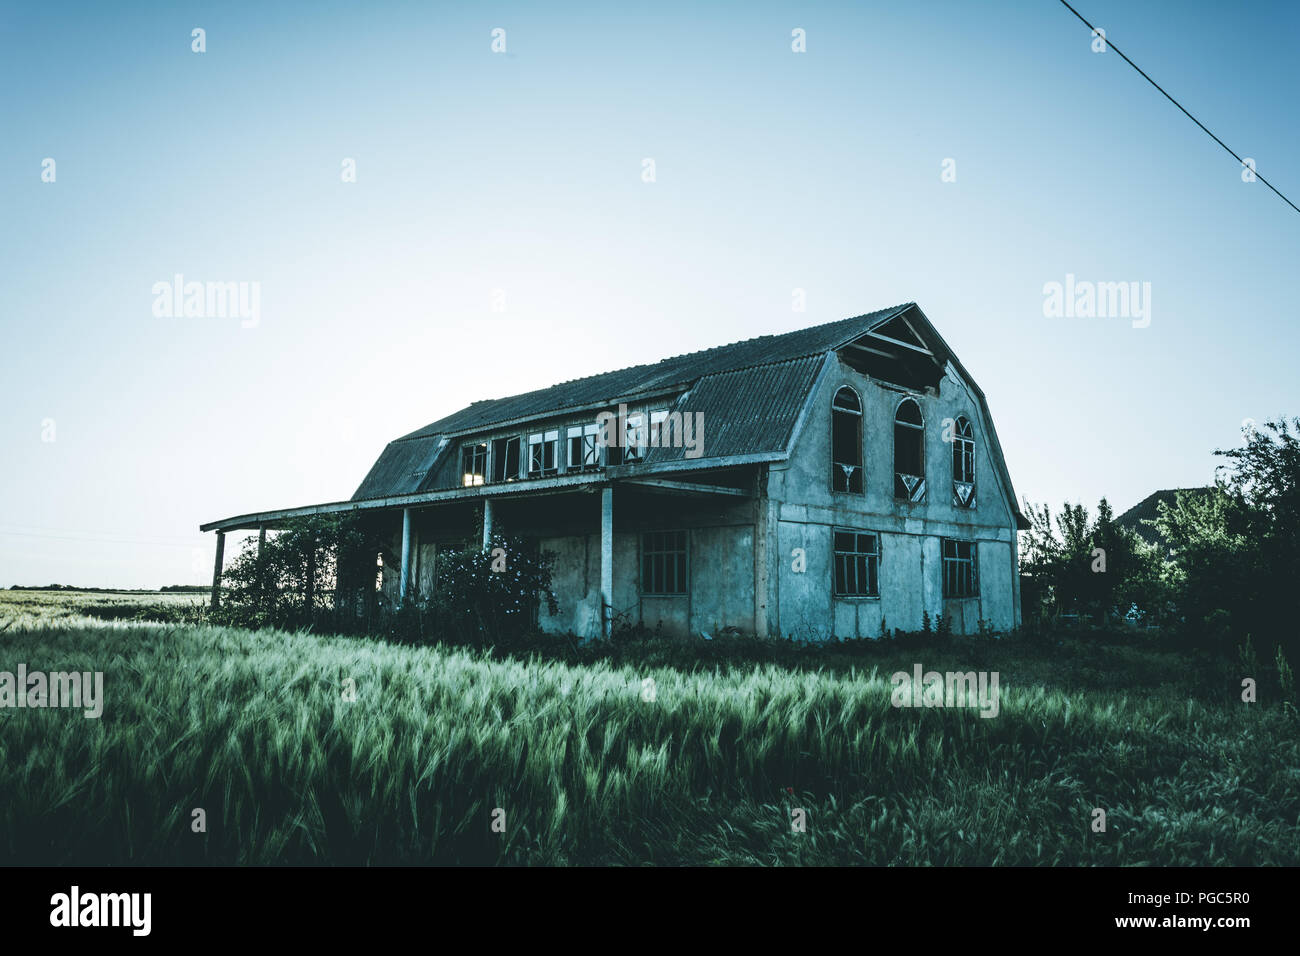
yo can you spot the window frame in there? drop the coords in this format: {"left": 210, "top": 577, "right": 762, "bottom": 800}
{"left": 893, "top": 397, "right": 926, "bottom": 501}
{"left": 832, "top": 529, "right": 880, "bottom": 598}
{"left": 527, "top": 430, "right": 559, "bottom": 477}
{"left": 951, "top": 416, "right": 976, "bottom": 508}
{"left": 640, "top": 529, "right": 689, "bottom": 596}
{"left": 461, "top": 441, "right": 487, "bottom": 487}
{"left": 622, "top": 412, "right": 648, "bottom": 463}
{"left": 831, "top": 386, "right": 865, "bottom": 495}
{"left": 490, "top": 435, "right": 521, "bottom": 483}
{"left": 941, "top": 538, "right": 979, "bottom": 598}
{"left": 566, "top": 423, "right": 602, "bottom": 472}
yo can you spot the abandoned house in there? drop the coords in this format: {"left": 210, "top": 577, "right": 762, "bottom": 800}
{"left": 201, "top": 302, "right": 1029, "bottom": 639}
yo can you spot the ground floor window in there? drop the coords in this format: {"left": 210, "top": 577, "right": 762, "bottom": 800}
{"left": 942, "top": 539, "right": 978, "bottom": 597}
{"left": 641, "top": 530, "right": 687, "bottom": 595}
{"left": 833, "top": 530, "right": 879, "bottom": 597}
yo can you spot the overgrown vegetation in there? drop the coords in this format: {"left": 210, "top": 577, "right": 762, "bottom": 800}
{"left": 210, "top": 517, "right": 559, "bottom": 650}
{"left": 1023, "top": 419, "right": 1300, "bottom": 673}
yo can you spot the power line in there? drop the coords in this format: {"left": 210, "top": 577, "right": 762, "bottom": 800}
{"left": 1058, "top": 0, "right": 1300, "bottom": 216}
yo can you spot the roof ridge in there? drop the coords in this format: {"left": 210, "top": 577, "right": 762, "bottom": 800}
{"left": 457, "top": 304, "right": 913, "bottom": 406}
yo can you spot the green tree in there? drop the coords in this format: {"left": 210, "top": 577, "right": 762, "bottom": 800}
{"left": 1157, "top": 418, "right": 1300, "bottom": 662}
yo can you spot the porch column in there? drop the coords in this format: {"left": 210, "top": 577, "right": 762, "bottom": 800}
{"left": 601, "top": 485, "right": 613, "bottom": 638}
{"left": 399, "top": 507, "right": 412, "bottom": 605}
{"left": 482, "top": 498, "right": 494, "bottom": 549}
{"left": 210, "top": 531, "right": 225, "bottom": 610}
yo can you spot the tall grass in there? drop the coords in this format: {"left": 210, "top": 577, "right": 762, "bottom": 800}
{"left": 0, "top": 602, "right": 1296, "bottom": 864}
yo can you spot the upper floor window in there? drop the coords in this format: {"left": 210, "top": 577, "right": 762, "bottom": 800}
{"left": 942, "top": 539, "right": 978, "bottom": 597}
{"left": 528, "top": 430, "right": 559, "bottom": 477}
{"left": 567, "top": 424, "right": 602, "bottom": 471}
{"left": 461, "top": 442, "right": 487, "bottom": 487}
{"left": 649, "top": 409, "right": 669, "bottom": 447}
{"left": 623, "top": 413, "right": 648, "bottom": 463}
{"left": 893, "top": 398, "right": 926, "bottom": 501}
{"left": 832, "top": 386, "right": 864, "bottom": 494}
{"left": 490, "top": 436, "right": 521, "bottom": 483}
{"left": 951, "top": 416, "right": 975, "bottom": 508}
{"left": 833, "top": 530, "right": 879, "bottom": 597}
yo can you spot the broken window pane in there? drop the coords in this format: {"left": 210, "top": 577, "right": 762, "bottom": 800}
{"left": 951, "top": 416, "right": 975, "bottom": 507}
{"left": 490, "top": 436, "right": 521, "bottom": 482}
{"left": 832, "top": 386, "right": 864, "bottom": 493}
{"left": 894, "top": 398, "right": 925, "bottom": 500}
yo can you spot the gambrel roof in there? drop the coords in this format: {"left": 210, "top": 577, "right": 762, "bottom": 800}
{"left": 351, "top": 303, "right": 1027, "bottom": 528}
{"left": 201, "top": 302, "right": 1027, "bottom": 533}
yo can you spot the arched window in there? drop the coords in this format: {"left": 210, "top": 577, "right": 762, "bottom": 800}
{"left": 893, "top": 398, "right": 925, "bottom": 501}
{"left": 952, "top": 416, "right": 975, "bottom": 508}
{"left": 831, "top": 386, "right": 863, "bottom": 493}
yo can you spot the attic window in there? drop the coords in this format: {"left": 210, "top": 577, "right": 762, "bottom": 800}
{"left": 528, "top": 431, "right": 559, "bottom": 477}
{"left": 461, "top": 442, "right": 487, "bottom": 487}
{"left": 831, "top": 386, "right": 864, "bottom": 494}
{"left": 490, "top": 436, "right": 521, "bottom": 482}
{"left": 893, "top": 398, "right": 925, "bottom": 501}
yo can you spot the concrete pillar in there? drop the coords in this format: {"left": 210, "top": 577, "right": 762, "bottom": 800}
{"left": 399, "top": 508, "right": 412, "bottom": 605}
{"left": 601, "top": 485, "right": 613, "bottom": 638}
{"left": 210, "top": 531, "right": 225, "bottom": 610}
{"left": 482, "top": 498, "right": 494, "bottom": 549}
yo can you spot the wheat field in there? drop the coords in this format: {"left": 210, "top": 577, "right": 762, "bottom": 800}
{"left": 0, "top": 591, "right": 1296, "bottom": 865}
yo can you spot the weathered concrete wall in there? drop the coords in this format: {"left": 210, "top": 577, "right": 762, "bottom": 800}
{"left": 688, "top": 525, "right": 754, "bottom": 637}
{"left": 767, "top": 355, "right": 1019, "bottom": 636}
{"left": 537, "top": 524, "right": 755, "bottom": 640}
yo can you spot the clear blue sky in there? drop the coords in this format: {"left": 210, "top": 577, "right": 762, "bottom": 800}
{"left": 2, "top": 0, "right": 1297, "bottom": 587}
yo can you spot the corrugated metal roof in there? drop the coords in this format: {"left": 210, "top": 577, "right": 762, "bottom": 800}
{"left": 641, "top": 354, "right": 827, "bottom": 464}
{"left": 396, "top": 304, "right": 913, "bottom": 440}
{"left": 208, "top": 301, "right": 1027, "bottom": 530}
{"left": 352, "top": 434, "right": 447, "bottom": 500}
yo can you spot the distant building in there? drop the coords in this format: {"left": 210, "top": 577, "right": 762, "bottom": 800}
{"left": 203, "top": 303, "right": 1028, "bottom": 639}
{"left": 1116, "top": 487, "right": 1215, "bottom": 554}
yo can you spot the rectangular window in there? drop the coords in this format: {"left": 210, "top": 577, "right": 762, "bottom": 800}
{"left": 566, "top": 424, "right": 601, "bottom": 471}
{"left": 528, "top": 431, "right": 559, "bottom": 477}
{"left": 490, "top": 436, "right": 521, "bottom": 482}
{"left": 623, "top": 413, "right": 647, "bottom": 463}
{"left": 461, "top": 442, "right": 487, "bottom": 487}
{"left": 942, "top": 539, "right": 978, "bottom": 597}
{"left": 833, "top": 530, "right": 879, "bottom": 597}
{"left": 641, "top": 530, "right": 688, "bottom": 595}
